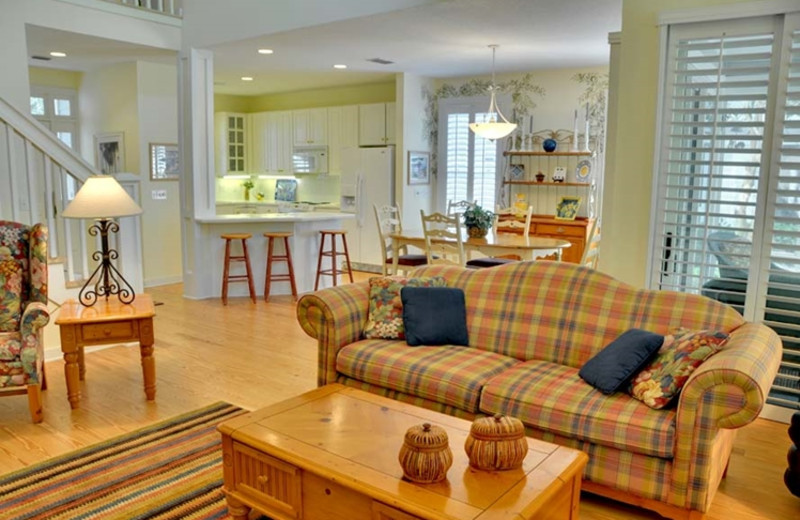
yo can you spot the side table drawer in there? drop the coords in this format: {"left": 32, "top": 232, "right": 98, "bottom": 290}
{"left": 81, "top": 321, "right": 134, "bottom": 341}
{"left": 232, "top": 442, "right": 302, "bottom": 518}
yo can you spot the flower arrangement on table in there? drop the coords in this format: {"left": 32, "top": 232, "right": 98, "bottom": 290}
{"left": 462, "top": 204, "right": 495, "bottom": 238}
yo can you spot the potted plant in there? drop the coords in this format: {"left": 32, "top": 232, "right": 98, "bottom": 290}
{"left": 242, "top": 179, "right": 254, "bottom": 201}
{"left": 462, "top": 204, "right": 495, "bottom": 238}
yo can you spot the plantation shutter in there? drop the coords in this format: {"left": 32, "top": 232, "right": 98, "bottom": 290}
{"left": 651, "top": 14, "right": 800, "bottom": 412}
{"left": 439, "top": 98, "right": 502, "bottom": 211}
{"left": 761, "top": 24, "right": 800, "bottom": 408}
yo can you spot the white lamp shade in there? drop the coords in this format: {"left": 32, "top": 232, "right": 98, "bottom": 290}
{"left": 469, "top": 121, "right": 517, "bottom": 140}
{"left": 62, "top": 175, "right": 143, "bottom": 219}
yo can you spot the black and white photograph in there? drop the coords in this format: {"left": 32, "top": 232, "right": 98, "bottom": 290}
{"left": 94, "top": 132, "right": 124, "bottom": 175}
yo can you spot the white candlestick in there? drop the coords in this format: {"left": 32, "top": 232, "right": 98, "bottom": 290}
{"left": 571, "top": 109, "right": 579, "bottom": 152}
{"left": 583, "top": 104, "right": 591, "bottom": 152}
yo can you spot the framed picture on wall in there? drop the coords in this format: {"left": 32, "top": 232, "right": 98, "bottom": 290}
{"left": 149, "top": 143, "right": 180, "bottom": 181}
{"left": 94, "top": 132, "right": 125, "bottom": 175}
{"left": 408, "top": 151, "right": 430, "bottom": 185}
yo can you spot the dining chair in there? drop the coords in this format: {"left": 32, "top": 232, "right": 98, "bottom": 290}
{"left": 466, "top": 205, "right": 533, "bottom": 268}
{"left": 373, "top": 204, "right": 428, "bottom": 275}
{"left": 446, "top": 199, "right": 476, "bottom": 218}
{"left": 420, "top": 211, "right": 466, "bottom": 266}
{"left": 581, "top": 219, "right": 601, "bottom": 269}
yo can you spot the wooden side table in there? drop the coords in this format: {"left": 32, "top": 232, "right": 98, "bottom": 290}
{"left": 55, "top": 294, "right": 156, "bottom": 409}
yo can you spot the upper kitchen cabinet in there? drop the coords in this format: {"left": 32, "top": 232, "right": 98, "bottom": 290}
{"left": 251, "top": 111, "right": 293, "bottom": 175}
{"left": 358, "top": 102, "right": 396, "bottom": 146}
{"left": 327, "top": 105, "right": 359, "bottom": 175}
{"left": 293, "top": 108, "right": 328, "bottom": 146}
{"left": 214, "top": 112, "right": 248, "bottom": 176}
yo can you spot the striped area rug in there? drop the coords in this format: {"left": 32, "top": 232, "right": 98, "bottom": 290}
{"left": 0, "top": 402, "right": 249, "bottom": 520}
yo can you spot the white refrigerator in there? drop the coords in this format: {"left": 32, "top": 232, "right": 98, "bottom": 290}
{"left": 340, "top": 146, "right": 394, "bottom": 269}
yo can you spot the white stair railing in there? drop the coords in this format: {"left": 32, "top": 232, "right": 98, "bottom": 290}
{"left": 99, "top": 0, "right": 182, "bottom": 17}
{"left": 0, "top": 96, "right": 143, "bottom": 305}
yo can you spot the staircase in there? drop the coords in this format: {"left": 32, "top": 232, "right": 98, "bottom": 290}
{"left": 0, "top": 95, "right": 144, "bottom": 359}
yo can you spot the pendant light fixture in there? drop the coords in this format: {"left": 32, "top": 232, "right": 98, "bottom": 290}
{"left": 469, "top": 44, "right": 517, "bottom": 140}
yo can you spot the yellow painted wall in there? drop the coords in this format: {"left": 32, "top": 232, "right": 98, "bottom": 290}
{"left": 246, "top": 81, "right": 395, "bottom": 112}
{"left": 29, "top": 66, "right": 82, "bottom": 89}
{"left": 603, "top": 0, "right": 761, "bottom": 288}
{"left": 214, "top": 93, "right": 251, "bottom": 113}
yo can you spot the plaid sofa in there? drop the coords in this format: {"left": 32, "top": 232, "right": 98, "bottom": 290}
{"left": 296, "top": 262, "right": 781, "bottom": 520}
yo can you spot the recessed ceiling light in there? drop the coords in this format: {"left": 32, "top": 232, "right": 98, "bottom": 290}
{"left": 257, "top": 48, "right": 274, "bottom": 55}
{"left": 241, "top": 76, "right": 254, "bottom": 81}
{"left": 49, "top": 51, "right": 67, "bottom": 58}
{"left": 333, "top": 64, "right": 347, "bottom": 69}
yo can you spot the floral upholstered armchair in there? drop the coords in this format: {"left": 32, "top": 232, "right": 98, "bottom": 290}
{"left": 0, "top": 221, "right": 49, "bottom": 423}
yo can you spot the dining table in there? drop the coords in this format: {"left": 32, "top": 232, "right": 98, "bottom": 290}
{"left": 389, "top": 229, "right": 571, "bottom": 273}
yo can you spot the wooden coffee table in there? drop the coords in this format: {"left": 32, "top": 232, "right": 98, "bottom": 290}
{"left": 218, "top": 384, "right": 588, "bottom": 520}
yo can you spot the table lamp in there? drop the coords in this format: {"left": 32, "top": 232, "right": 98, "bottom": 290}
{"left": 62, "top": 175, "right": 143, "bottom": 306}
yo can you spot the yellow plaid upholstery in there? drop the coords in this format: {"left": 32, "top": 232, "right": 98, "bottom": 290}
{"left": 480, "top": 360, "right": 676, "bottom": 458}
{"left": 296, "top": 261, "right": 782, "bottom": 515}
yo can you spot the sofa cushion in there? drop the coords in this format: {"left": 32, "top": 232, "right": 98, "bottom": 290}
{"left": 401, "top": 287, "right": 468, "bottom": 346}
{"left": 0, "top": 332, "right": 22, "bottom": 361}
{"left": 480, "top": 360, "right": 676, "bottom": 458}
{"left": 336, "top": 339, "right": 519, "bottom": 412}
{"left": 579, "top": 329, "right": 664, "bottom": 395}
{"left": 363, "top": 276, "right": 447, "bottom": 340}
{"left": 629, "top": 328, "right": 729, "bottom": 409}
{"left": 0, "top": 257, "right": 23, "bottom": 332}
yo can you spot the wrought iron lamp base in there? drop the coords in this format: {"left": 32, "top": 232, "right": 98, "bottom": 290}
{"left": 77, "top": 218, "right": 136, "bottom": 307}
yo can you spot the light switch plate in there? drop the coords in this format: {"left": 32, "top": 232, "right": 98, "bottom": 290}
{"left": 152, "top": 190, "right": 167, "bottom": 200}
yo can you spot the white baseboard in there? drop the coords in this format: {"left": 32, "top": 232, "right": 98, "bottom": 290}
{"left": 144, "top": 275, "right": 183, "bottom": 288}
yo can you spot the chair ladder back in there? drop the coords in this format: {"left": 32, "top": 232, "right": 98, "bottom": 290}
{"left": 420, "top": 210, "right": 465, "bottom": 266}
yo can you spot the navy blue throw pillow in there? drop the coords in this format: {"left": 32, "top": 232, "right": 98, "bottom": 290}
{"left": 578, "top": 329, "right": 664, "bottom": 395}
{"left": 401, "top": 287, "right": 469, "bottom": 346}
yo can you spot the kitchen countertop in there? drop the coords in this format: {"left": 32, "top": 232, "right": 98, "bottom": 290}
{"left": 196, "top": 211, "right": 353, "bottom": 224}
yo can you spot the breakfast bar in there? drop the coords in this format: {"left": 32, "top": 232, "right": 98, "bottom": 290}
{"left": 185, "top": 212, "right": 354, "bottom": 300}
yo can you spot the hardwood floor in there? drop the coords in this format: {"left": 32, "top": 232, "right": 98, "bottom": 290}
{"left": 0, "top": 280, "right": 797, "bottom": 519}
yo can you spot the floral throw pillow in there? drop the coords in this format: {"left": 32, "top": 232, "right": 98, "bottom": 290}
{"left": 0, "top": 257, "right": 23, "bottom": 332}
{"left": 628, "top": 328, "right": 730, "bottom": 409}
{"left": 363, "top": 276, "right": 447, "bottom": 340}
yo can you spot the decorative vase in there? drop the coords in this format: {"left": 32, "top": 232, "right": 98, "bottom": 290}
{"left": 398, "top": 423, "right": 453, "bottom": 484}
{"left": 542, "top": 138, "right": 557, "bottom": 153}
{"left": 536, "top": 172, "right": 546, "bottom": 183}
{"left": 468, "top": 226, "right": 489, "bottom": 239}
{"left": 464, "top": 414, "right": 528, "bottom": 471}
{"left": 244, "top": 188, "right": 250, "bottom": 201}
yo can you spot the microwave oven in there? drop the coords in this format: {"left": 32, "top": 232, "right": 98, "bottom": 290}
{"left": 292, "top": 147, "right": 328, "bottom": 174}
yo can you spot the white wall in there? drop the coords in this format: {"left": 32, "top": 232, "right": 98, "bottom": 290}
{"left": 137, "top": 61, "right": 182, "bottom": 286}
{"left": 181, "top": 0, "right": 438, "bottom": 48}
{"left": 0, "top": 0, "right": 180, "bottom": 111}
{"left": 397, "top": 73, "right": 435, "bottom": 229}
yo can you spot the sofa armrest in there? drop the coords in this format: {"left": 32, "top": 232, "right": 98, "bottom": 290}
{"left": 670, "top": 322, "right": 781, "bottom": 509}
{"left": 20, "top": 302, "right": 50, "bottom": 381}
{"left": 296, "top": 281, "right": 370, "bottom": 386}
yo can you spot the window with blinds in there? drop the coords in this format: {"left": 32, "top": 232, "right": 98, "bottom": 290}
{"left": 651, "top": 14, "right": 800, "bottom": 412}
{"left": 438, "top": 99, "right": 501, "bottom": 210}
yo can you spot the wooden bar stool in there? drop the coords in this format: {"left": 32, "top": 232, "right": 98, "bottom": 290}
{"left": 220, "top": 233, "right": 256, "bottom": 305}
{"left": 263, "top": 231, "right": 298, "bottom": 301}
{"left": 314, "top": 230, "right": 354, "bottom": 290}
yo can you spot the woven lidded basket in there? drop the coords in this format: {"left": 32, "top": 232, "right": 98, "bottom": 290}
{"left": 398, "top": 422, "right": 453, "bottom": 483}
{"left": 464, "top": 414, "right": 528, "bottom": 471}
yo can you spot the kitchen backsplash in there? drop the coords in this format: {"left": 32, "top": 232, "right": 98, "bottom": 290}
{"left": 216, "top": 175, "right": 340, "bottom": 204}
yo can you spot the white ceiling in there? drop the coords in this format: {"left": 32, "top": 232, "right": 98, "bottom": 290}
{"left": 26, "top": 0, "right": 622, "bottom": 97}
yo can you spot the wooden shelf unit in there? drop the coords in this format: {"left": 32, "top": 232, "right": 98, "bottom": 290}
{"left": 503, "top": 150, "right": 593, "bottom": 157}
{"left": 505, "top": 181, "right": 591, "bottom": 187}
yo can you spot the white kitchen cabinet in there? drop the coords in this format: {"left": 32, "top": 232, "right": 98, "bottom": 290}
{"left": 292, "top": 108, "right": 328, "bottom": 146}
{"left": 214, "top": 112, "right": 248, "bottom": 176}
{"left": 358, "top": 102, "right": 395, "bottom": 146}
{"left": 250, "top": 111, "right": 293, "bottom": 175}
{"left": 327, "top": 105, "right": 359, "bottom": 175}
